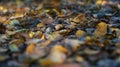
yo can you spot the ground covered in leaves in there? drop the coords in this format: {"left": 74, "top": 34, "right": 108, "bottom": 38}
{"left": 0, "top": 0, "right": 120, "bottom": 67}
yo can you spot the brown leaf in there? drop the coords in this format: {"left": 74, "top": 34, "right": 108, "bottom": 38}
{"left": 25, "top": 43, "right": 36, "bottom": 55}
{"left": 72, "top": 14, "right": 86, "bottom": 23}
{"left": 41, "top": 14, "right": 53, "bottom": 24}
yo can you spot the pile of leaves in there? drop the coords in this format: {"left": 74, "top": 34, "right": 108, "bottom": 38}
{"left": 0, "top": 0, "right": 120, "bottom": 67}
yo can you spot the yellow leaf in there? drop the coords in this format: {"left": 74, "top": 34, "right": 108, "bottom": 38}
{"left": 29, "top": 32, "right": 35, "bottom": 38}
{"left": 75, "top": 56, "right": 84, "bottom": 62}
{"left": 37, "top": 23, "right": 44, "bottom": 28}
{"left": 96, "top": 0, "right": 102, "bottom": 5}
{"left": 4, "top": 20, "right": 11, "bottom": 25}
{"left": 75, "top": 30, "right": 85, "bottom": 37}
{"left": 94, "top": 22, "right": 108, "bottom": 37}
{"left": 96, "top": 0, "right": 107, "bottom": 5}
{"left": 34, "top": 31, "right": 43, "bottom": 38}
{"left": 0, "top": 5, "right": 4, "bottom": 11}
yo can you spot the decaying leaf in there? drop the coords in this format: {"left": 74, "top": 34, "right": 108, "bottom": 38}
{"left": 94, "top": 22, "right": 108, "bottom": 37}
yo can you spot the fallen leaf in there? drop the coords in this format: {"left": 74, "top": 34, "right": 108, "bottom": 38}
{"left": 25, "top": 43, "right": 36, "bottom": 55}
{"left": 94, "top": 22, "right": 108, "bottom": 37}
{"left": 72, "top": 14, "right": 86, "bottom": 23}
{"left": 29, "top": 31, "right": 35, "bottom": 38}
{"left": 75, "top": 30, "right": 86, "bottom": 37}
{"left": 39, "top": 45, "right": 67, "bottom": 67}
{"left": 55, "top": 24, "right": 63, "bottom": 30}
